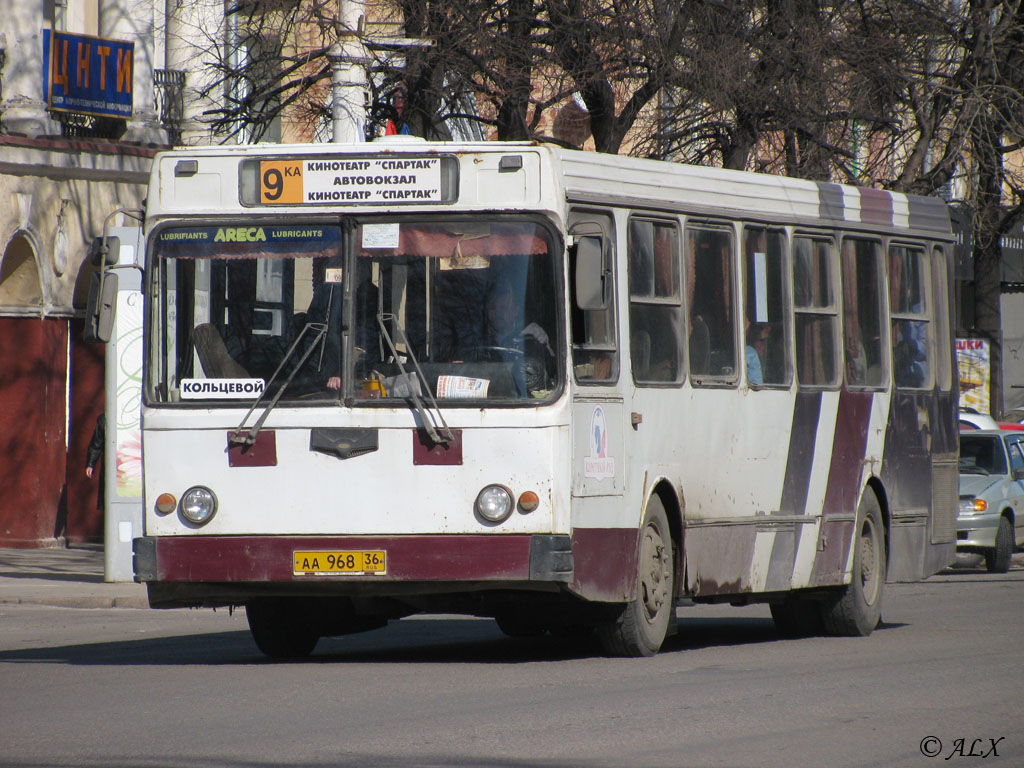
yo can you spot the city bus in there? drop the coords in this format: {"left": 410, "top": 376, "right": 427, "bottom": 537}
{"left": 116, "top": 139, "right": 957, "bottom": 657}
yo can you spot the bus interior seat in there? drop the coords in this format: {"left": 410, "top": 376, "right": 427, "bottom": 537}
{"left": 632, "top": 330, "right": 651, "bottom": 380}
{"left": 689, "top": 314, "right": 710, "bottom": 375}
{"left": 193, "top": 323, "right": 250, "bottom": 379}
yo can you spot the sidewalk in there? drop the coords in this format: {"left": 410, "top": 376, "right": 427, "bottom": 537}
{"left": 0, "top": 545, "right": 149, "bottom": 609}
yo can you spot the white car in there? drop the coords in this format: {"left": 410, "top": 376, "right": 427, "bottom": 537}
{"left": 959, "top": 410, "right": 999, "bottom": 430}
{"left": 957, "top": 430, "right": 1024, "bottom": 572}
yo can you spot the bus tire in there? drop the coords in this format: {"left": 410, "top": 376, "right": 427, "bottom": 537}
{"left": 820, "top": 491, "right": 886, "bottom": 637}
{"left": 597, "top": 497, "right": 675, "bottom": 657}
{"left": 246, "top": 599, "right": 320, "bottom": 659}
{"left": 985, "top": 516, "right": 1013, "bottom": 573}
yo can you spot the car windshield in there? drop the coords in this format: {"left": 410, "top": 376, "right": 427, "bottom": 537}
{"left": 149, "top": 219, "right": 561, "bottom": 405}
{"left": 958, "top": 434, "right": 1007, "bottom": 475}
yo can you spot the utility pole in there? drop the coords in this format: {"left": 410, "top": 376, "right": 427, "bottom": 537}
{"left": 329, "top": 1, "right": 434, "bottom": 143}
{"left": 329, "top": 0, "right": 368, "bottom": 143}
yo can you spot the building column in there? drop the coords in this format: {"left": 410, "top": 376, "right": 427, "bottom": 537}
{"left": 0, "top": 5, "right": 61, "bottom": 137}
{"left": 100, "top": 0, "right": 165, "bottom": 144}
{"left": 165, "top": 0, "right": 227, "bottom": 145}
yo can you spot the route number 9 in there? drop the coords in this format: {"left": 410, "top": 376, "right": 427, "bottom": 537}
{"left": 259, "top": 161, "right": 302, "bottom": 204}
{"left": 263, "top": 168, "right": 284, "bottom": 200}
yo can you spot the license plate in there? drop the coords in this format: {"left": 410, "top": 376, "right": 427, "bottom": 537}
{"left": 293, "top": 550, "right": 387, "bottom": 576}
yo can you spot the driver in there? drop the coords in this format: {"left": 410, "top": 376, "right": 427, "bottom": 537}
{"left": 484, "top": 282, "right": 551, "bottom": 353}
{"left": 479, "top": 281, "right": 553, "bottom": 395}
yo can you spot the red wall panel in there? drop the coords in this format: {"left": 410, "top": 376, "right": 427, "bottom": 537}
{"left": 0, "top": 318, "right": 69, "bottom": 546}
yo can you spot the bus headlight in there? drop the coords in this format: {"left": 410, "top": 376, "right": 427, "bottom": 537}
{"left": 475, "top": 485, "right": 514, "bottom": 523}
{"left": 180, "top": 486, "right": 218, "bottom": 525}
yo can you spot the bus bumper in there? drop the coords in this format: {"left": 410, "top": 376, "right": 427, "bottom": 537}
{"left": 134, "top": 534, "right": 573, "bottom": 595}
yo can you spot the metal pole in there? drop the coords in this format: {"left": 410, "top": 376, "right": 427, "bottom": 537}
{"left": 330, "top": 0, "right": 367, "bottom": 143}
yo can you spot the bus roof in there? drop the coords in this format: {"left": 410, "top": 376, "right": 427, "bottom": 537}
{"left": 149, "top": 139, "right": 952, "bottom": 237}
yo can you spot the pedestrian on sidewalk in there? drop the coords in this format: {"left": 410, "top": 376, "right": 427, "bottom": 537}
{"left": 85, "top": 413, "right": 105, "bottom": 510}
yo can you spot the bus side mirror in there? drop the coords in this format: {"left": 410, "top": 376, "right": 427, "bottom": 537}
{"left": 84, "top": 271, "right": 118, "bottom": 343}
{"left": 574, "top": 236, "right": 607, "bottom": 311}
{"left": 88, "top": 236, "right": 121, "bottom": 266}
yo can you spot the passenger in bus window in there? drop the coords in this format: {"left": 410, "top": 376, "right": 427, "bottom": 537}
{"left": 894, "top": 328, "right": 926, "bottom": 387}
{"left": 745, "top": 322, "right": 770, "bottom": 385}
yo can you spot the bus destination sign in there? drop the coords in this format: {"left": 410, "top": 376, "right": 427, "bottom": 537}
{"left": 258, "top": 157, "right": 444, "bottom": 205}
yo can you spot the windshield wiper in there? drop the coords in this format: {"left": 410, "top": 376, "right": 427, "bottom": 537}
{"left": 377, "top": 312, "right": 453, "bottom": 445}
{"left": 229, "top": 321, "right": 328, "bottom": 448}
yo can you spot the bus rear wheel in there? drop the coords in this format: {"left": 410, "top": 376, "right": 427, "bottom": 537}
{"left": 821, "top": 491, "right": 886, "bottom": 637}
{"left": 246, "top": 598, "right": 320, "bottom": 659}
{"left": 597, "top": 497, "right": 675, "bottom": 657}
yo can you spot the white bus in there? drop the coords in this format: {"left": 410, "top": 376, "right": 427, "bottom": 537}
{"left": 117, "top": 139, "right": 957, "bottom": 657}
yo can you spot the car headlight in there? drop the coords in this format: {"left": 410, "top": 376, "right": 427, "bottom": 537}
{"left": 180, "top": 486, "right": 217, "bottom": 525}
{"left": 475, "top": 485, "right": 514, "bottom": 523}
{"left": 959, "top": 498, "right": 987, "bottom": 514}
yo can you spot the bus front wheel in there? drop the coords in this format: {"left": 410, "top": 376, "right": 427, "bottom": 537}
{"left": 597, "top": 497, "right": 675, "bottom": 657}
{"left": 820, "top": 491, "right": 886, "bottom": 637}
{"left": 246, "top": 598, "right": 320, "bottom": 659}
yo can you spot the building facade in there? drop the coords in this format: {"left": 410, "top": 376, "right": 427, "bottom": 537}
{"left": 0, "top": 0, "right": 166, "bottom": 546}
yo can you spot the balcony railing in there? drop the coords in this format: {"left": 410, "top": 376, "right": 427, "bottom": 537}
{"left": 154, "top": 69, "right": 186, "bottom": 145}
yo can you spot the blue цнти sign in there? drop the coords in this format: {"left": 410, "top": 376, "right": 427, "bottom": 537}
{"left": 43, "top": 29, "right": 134, "bottom": 119}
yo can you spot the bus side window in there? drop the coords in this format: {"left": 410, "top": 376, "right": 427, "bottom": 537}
{"left": 686, "top": 224, "right": 736, "bottom": 381}
{"left": 932, "top": 245, "right": 953, "bottom": 392}
{"left": 571, "top": 231, "right": 618, "bottom": 383}
{"left": 629, "top": 218, "right": 682, "bottom": 385}
{"left": 742, "top": 227, "right": 789, "bottom": 387}
{"left": 793, "top": 236, "right": 839, "bottom": 387}
{"left": 889, "top": 243, "right": 931, "bottom": 389}
{"left": 841, "top": 238, "right": 886, "bottom": 388}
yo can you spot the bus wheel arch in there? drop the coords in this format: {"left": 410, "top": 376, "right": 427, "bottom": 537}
{"left": 866, "top": 476, "right": 892, "bottom": 578}
{"left": 652, "top": 480, "right": 684, "bottom": 598}
{"left": 820, "top": 486, "right": 886, "bottom": 637}
{"left": 597, "top": 491, "right": 676, "bottom": 656}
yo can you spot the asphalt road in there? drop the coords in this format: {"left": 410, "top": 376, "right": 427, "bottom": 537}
{"left": 1, "top": 562, "right": 1021, "bottom": 768}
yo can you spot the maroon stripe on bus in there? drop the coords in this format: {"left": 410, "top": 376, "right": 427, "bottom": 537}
{"left": 811, "top": 390, "right": 873, "bottom": 584}
{"left": 858, "top": 188, "right": 894, "bottom": 226}
{"left": 154, "top": 534, "right": 532, "bottom": 582}
{"left": 822, "top": 390, "right": 874, "bottom": 518}
{"left": 683, "top": 524, "right": 758, "bottom": 597}
{"left": 779, "top": 391, "right": 821, "bottom": 515}
{"left": 572, "top": 527, "right": 637, "bottom": 602}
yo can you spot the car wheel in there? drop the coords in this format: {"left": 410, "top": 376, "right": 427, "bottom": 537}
{"left": 821, "top": 490, "right": 886, "bottom": 637}
{"left": 597, "top": 497, "right": 675, "bottom": 657}
{"left": 985, "top": 516, "right": 1013, "bottom": 574}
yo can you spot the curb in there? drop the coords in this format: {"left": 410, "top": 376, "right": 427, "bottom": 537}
{"left": 0, "top": 595, "right": 150, "bottom": 609}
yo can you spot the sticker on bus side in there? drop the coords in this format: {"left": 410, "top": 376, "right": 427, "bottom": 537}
{"left": 180, "top": 378, "right": 266, "bottom": 399}
{"left": 584, "top": 405, "right": 615, "bottom": 479}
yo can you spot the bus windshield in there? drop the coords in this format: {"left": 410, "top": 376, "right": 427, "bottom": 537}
{"left": 150, "top": 218, "right": 561, "bottom": 405}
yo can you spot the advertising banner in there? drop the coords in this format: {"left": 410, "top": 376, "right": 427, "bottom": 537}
{"left": 957, "top": 338, "right": 991, "bottom": 414}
